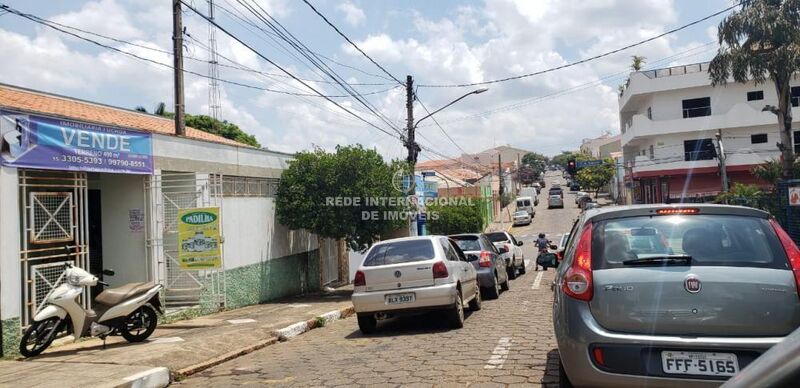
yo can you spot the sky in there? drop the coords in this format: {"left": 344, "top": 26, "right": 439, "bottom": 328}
{"left": 0, "top": 0, "right": 733, "bottom": 160}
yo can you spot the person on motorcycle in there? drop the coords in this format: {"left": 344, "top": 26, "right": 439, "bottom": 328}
{"left": 535, "top": 233, "right": 550, "bottom": 271}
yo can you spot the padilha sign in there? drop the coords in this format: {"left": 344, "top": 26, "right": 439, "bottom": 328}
{"left": 0, "top": 111, "right": 153, "bottom": 174}
{"left": 177, "top": 207, "right": 222, "bottom": 270}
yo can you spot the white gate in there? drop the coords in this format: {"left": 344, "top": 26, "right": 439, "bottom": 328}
{"left": 145, "top": 172, "right": 225, "bottom": 311}
{"left": 19, "top": 170, "right": 89, "bottom": 326}
{"left": 319, "top": 238, "right": 338, "bottom": 286}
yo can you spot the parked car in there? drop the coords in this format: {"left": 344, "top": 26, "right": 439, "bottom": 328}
{"left": 352, "top": 236, "right": 481, "bottom": 334}
{"left": 574, "top": 191, "right": 589, "bottom": 204}
{"left": 511, "top": 210, "right": 532, "bottom": 226}
{"left": 583, "top": 202, "right": 600, "bottom": 211}
{"left": 553, "top": 204, "right": 800, "bottom": 387}
{"left": 531, "top": 182, "right": 542, "bottom": 191}
{"left": 570, "top": 182, "right": 581, "bottom": 191}
{"left": 577, "top": 195, "right": 594, "bottom": 209}
{"left": 547, "top": 194, "right": 564, "bottom": 209}
{"left": 450, "top": 233, "right": 510, "bottom": 299}
{"left": 515, "top": 196, "right": 535, "bottom": 216}
{"left": 486, "top": 231, "right": 526, "bottom": 279}
{"left": 555, "top": 233, "right": 571, "bottom": 262}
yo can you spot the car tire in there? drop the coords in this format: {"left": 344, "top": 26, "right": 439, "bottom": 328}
{"left": 519, "top": 261, "right": 526, "bottom": 274}
{"left": 500, "top": 276, "right": 510, "bottom": 291}
{"left": 468, "top": 287, "right": 482, "bottom": 311}
{"left": 357, "top": 313, "right": 377, "bottom": 334}
{"left": 558, "top": 359, "right": 574, "bottom": 388}
{"left": 448, "top": 291, "right": 465, "bottom": 329}
{"left": 507, "top": 259, "right": 518, "bottom": 280}
{"left": 484, "top": 278, "right": 500, "bottom": 300}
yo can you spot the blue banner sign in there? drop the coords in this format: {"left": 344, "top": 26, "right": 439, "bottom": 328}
{"left": 577, "top": 160, "right": 603, "bottom": 168}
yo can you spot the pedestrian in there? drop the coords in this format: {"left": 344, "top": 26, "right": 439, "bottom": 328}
{"left": 535, "top": 233, "right": 550, "bottom": 271}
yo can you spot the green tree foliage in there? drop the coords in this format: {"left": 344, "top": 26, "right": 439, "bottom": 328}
{"left": 630, "top": 55, "right": 647, "bottom": 71}
{"left": 521, "top": 152, "right": 548, "bottom": 175}
{"left": 551, "top": 151, "right": 593, "bottom": 170}
{"left": 575, "top": 158, "right": 615, "bottom": 195}
{"left": 716, "top": 183, "right": 764, "bottom": 204}
{"left": 135, "top": 102, "right": 260, "bottom": 147}
{"left": 427, "top": 199, "right": 486, "bottom": 235}
{"left": 752, "top": 158, "right": 800, "bottom": 186}
{"left": 708, "top": 0, "right": 800, "bottom": 178}
{"left": 275, "top": 145, "right": 408, "bottom": 252}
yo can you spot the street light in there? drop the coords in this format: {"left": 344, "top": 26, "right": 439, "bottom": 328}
{"left": 414, "top": 88, "right": 489, "bottom": 128}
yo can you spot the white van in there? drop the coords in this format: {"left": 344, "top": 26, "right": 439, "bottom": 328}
{"left": 515, "top": 196, "right": 535, "bottom": 217}
{"left": 519, "top": 187, "right": 539, "bottom": 205}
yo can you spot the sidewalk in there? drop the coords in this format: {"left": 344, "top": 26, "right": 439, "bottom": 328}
{"left": 0, "top": 287, "right": 354, "bottom": 387}
{"left": 485, "top": 204, "right": 516, "bottom": 232}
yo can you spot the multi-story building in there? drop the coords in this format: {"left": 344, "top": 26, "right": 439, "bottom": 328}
{"left": 619, "top": 62, "right": 800, "bottom": 204}
{"left": 580, "top": 134, "right": 621, "bottom": 158}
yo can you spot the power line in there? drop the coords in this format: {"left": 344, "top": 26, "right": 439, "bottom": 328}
{"left": 415, "top": 94, "right": 469, "bottom": 156}
{"left": 416, "top": 3, "right": 740, "bottom": 88}
{"left": 177, "top": 0, "right": 403, "bottom": 141}
{"left": 301, "top": 0, "right": 404, "bottom": 86}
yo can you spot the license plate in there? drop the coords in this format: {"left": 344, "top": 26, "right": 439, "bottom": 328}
{"left": 385, "top": 293, "right": 415, "bottom": 305}
{"left": 661, "top": 351, "right": 739, "bottom": 376}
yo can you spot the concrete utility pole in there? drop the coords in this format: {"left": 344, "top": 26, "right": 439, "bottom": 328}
{"left": 172, "top": 0, "right": 186, "bottom": 136}
{"left": 715, "top": 131, "right": 729, "bottom": 196}
{"left": 498, "top": 154, "right": 503, "bottom": 196}
{"left": 405, "top": 75, "right": 418, "bottom": 166}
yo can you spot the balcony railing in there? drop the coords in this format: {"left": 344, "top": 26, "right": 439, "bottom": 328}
{"left": 642, "top": 62, "right": 709, "bottom": 79}
{"left": 682, "top": 106, "right": 712, "bottom": 118}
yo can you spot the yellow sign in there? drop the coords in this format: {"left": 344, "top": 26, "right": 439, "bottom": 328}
{"left": 177, "top": 207, "right": 222, "bottom": 269}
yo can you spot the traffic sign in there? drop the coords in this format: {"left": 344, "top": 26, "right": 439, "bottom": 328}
{"left": 577, "top": 160, "right": 603, "bottom": 168}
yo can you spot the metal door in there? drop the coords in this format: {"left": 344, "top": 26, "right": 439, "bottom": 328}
{"left": 319, "top": 237, "right": 338, "bottom": 286}
{"left": 145, "top": 172, "right": 225, "bottom": 311}
{"left": 19, "top": 170, "right": 89, "bottom": 326}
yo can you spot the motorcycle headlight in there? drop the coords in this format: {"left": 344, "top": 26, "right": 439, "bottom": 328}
{"left": 68, "top": 274, "right": 81, "bottom": 285}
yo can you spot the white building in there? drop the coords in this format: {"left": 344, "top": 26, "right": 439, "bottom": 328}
{"left": 580, "top": 134, "right": 621, "bottom": 158}
{"left": 619, "top": 62, "right": 800, "bottom": 204}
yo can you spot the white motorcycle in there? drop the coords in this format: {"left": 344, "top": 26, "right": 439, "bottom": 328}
{"left": 20, "top": 262, "right": 163, "bottom": 357}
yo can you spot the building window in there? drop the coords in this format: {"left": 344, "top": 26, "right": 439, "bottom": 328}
{"left": 747, "top": 91, "right": 764, "bottom": 101}
{"left": 794, "top": 130, "right": 800, "bottom": 154}
{"left": 751, "top": 133, "right": 768, "bottom": 144}
{"left": 647, "top": 106, "right": 652, "bottom": 119}
{"left": 222, "top": 176, "right": 279, "bottom": 197}
{"left": 682, "top": 97, "right": 711, "bottom": 118}
{"left": 684, "top": 138, "right": 717, "bottom": 161}
{"left": 649, "top": 145, "right": 654, "bottom": 160}
{"left": 792, "top": 86, "right": 800, "bottom": 107}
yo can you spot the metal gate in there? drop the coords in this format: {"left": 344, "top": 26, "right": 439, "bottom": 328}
{"left": 19, "top": 170, "right": 89, "bottom": 326}
{"left": 319, "top": 238, "right": 338, "bottom": 286}
{"left": 145, "top": 172, "right": 225, "bottom": 311}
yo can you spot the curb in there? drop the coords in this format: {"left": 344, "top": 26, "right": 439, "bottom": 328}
{"left": 173, "top": 305, "right": 355, "bottom": 379}
{"left": 116, "top": 367, "right": 170, "bottom": 388}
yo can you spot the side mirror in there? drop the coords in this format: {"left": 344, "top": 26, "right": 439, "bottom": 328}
{"left": 516, "top": 241, "right": 523, "bottom": 246}
{"left": 102, "top": 269, "right": 115, "bottom": 276}
{"left": 499, "top": 246, "right": 509, "bottom": 254}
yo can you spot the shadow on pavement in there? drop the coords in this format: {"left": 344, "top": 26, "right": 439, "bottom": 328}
{"left": 344, "top": 310, "right": 476, "bottom": 339}
{"left": 543, "top": 348, "right": 562, "bottom": 387}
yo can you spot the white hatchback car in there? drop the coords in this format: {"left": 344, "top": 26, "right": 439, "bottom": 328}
{"left": 352, "top": 236, "right": 481, "bottom": 333}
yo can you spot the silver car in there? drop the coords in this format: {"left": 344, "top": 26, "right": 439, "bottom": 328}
{"left": 548, "top": 194, "right": 564, "bottom": 209}
{"left": 352, "top": 236, "right": 481, "bottom": 334}
{"left": 553, "top": 205, "right": 800, "bottom": 387}
{"left": 512, "top": 210, "right": 532, "bottom": 226}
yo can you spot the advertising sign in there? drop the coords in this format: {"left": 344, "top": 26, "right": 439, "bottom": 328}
{"left": 0, "top": 111, "right": 153, "bottom": 174}
{"left": 177, "top": 207, "right": 222, "bottom": 269}
{"left": 789, "top": 187, "right": 800, "bottom": 206}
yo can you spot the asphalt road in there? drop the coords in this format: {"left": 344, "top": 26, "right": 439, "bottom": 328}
{"left": 179, "top": 171, "right": 584, "bottom": 387}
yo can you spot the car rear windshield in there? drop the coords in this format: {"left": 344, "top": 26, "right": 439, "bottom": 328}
{"left": 450, "top": 235, "right": 482, "bottom": 252}
{"left": 486, "top": 232, "right": 509, "bottom": 243}
{"left": 514, "top": 211, "right": 528, "bottom": 216}
{"left": 517, "top": 199, "right": 530, "bottom": 207}
{"left": 362, "top": 240, "right": 435, "bottom": 266}
{"left": 591, "top": 215, "right": 789, "bottom": 270}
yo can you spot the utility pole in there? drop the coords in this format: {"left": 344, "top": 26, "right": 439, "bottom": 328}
{"left": 405, "top": 75, "right": 418, "bottom": 167}
{"left": 498, "top": 154, "right": 503, "bottom": 197}
{"left": 172, "top": 0, "right": 186, "bottom": 136}
{"left": 715, "top": 131, "right": 729, "bottom": 196}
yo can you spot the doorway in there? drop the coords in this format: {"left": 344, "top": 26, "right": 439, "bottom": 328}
{"left": 88, "top": 189, "right": 103, "bottom": 298}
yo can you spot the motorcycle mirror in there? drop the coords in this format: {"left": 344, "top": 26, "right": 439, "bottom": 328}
{"left": 102, "top": 269, "right": 115, "bottom": 276}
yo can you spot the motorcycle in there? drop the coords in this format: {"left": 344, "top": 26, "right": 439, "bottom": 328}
{"left": 19, "top": 262, "right": 163, "bottom": 357}
{"left": 536, "top": 240, "right": 559, "bottom": 270}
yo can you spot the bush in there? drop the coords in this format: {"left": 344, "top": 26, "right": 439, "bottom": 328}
{"left": 427, "top": 199, "right": 485, "bottom": 235}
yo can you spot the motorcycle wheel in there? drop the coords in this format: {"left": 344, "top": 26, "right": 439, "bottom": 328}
{"left": 120, "top": 305, "right": 158, "bottom": 342}
{"left": 19, "top": 317, "right": 62, "bottom": 357}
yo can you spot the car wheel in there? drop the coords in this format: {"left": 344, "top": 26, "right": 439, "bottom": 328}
{"left": 519, "top": 261, "right": 526, "bottom": 274}
{"left": 507, "top": 258, "right": 518, "bottom": 279}
{"left": 558, "top": 359, "right": 574, "bottom": 388}
{"left": 357, "top": 313, "right": 377, "bottom": 334}
{"left": 500, "top": 275, "right": 510, "bottom": 291}
{"left": 448, "top": 290, "right": 465, "bottom": 329}
{"left": 484, "top": 277, "right": 500, "bottom": 300}
{"left": 468, "top": 286, "right": 482, "bottom": 311}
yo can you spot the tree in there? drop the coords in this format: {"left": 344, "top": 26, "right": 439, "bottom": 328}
{"left": 708, "top": 0, "right": 800, "bottom": 179}
{"left": 275, "top": 145, "right": 408, "bottom": 252}
{"left": 575, "top": 158, "right": 615, "bottom": 196}
{"left": 631, "top": 55, "right": 647, "bottom": 71}
{"left": 716, "top": 182, "right": 764, "bottom": 204}
{"left": 752, "top": 158, "right": 800, "bottom": 186}
{"left": 521, "top": 152, "right": 548, "bottom": 176}
{"left": 427, "top": 199, "right": 485, "bottom": 235}
{"left": 134, "top": 102, "right": 259, "bottom": 147}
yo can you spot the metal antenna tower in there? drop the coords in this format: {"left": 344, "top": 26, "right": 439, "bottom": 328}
{"left": 207, "top": 0, "right": 221, "bottom": 120}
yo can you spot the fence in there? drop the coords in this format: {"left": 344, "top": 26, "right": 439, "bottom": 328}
{"left": 727, "top": 179, "right": 800, "bottom": 245}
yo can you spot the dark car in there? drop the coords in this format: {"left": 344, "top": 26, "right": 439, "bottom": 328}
{"left": 570, "top": 182, "right": 580, "bottom": 191}
{"left": 450, "top": 233, "right": 510, "bottom": 299}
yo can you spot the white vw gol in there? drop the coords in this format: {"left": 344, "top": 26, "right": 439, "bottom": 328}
{"left": 352, "top": 236, "right": 481, "bottom": 334}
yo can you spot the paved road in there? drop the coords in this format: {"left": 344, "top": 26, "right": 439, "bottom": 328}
{"left": 180, "top": 171, "right": 583, "bottom": 387}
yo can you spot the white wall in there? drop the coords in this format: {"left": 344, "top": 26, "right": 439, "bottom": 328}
{"left": 95, "top": 174, "right": 148, "bottom": 287}
{"left": 0, "top": 167, "right": 20, "bottom": 320}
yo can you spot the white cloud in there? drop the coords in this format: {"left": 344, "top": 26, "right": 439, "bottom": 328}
{"left": 337, "top": 2, "right": 366, "bottom": 27}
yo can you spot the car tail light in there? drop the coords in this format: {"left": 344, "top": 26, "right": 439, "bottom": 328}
{"left": 656, "top": 208, "right": 699, "bottom": 215}
{"left": 562, "top": 222, "right": 593, "bottom": 301}
{"left": 354, "top": 270, "right": 366, "bottom": 287}
{"left": 479, "top": 251, "right": 492, "bottom": 267}
{"left": 433, "top": 261, "right": 449, "bottom": 279}
{"left": 592, "top": 347, "right": 605, "bottom": 367}
{"left": 770, "top": 219, "right": 800, "bottom": 298}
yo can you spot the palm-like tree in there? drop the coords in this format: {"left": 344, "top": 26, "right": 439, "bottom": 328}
{"left": 630, "top": 55, "right": 646, "bottom": 71}
{"left": 708, "top": 0, "right": 800, "bottom": 179}
{"left": 133, "top": 102, "right": 168, "bottom": 116}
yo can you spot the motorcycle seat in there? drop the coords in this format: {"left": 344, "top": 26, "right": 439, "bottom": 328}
{"left": 95, "top": 282, "right": 154, "bottom": 306}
